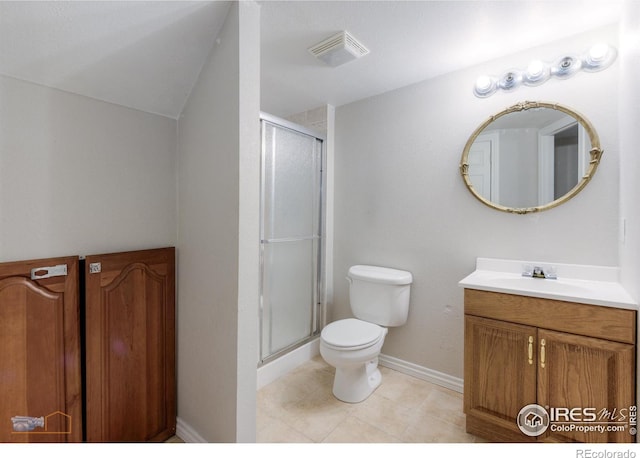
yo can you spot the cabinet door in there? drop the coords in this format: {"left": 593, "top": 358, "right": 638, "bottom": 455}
{"left": 464, "top": 315, "right": 537, "bottom": 441}
{"left": 0, "top": 257, "right": 81, "bottom": 443}
{"left": 538, "top": 329, "right": 635, "bottom": 443}
{"left": 85, "top": 248, "right": 175, "bottom": 442}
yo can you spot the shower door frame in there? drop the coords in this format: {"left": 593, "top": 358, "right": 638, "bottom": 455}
{"left": 258, "top": 112, "right": 326, "bottom": 366}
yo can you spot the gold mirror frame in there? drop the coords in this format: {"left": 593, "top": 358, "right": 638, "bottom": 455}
{"left": 459, "top": 101, "right": 603, "bottom": 214}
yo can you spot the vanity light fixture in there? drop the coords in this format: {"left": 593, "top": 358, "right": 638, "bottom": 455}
{"left": 473, "top": 43, "right": 617, "bottom": 98}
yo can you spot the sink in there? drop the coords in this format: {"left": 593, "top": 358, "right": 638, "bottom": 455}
{"left": 494, "top": 277, "right": 592, "bottom": 295}
{"left": 458, "top": 258, "right": 637, "bottom": 310}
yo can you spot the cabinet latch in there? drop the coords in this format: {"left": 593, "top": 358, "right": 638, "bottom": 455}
{"left": 30, "top": 264, "right": 68, "bottom": 280}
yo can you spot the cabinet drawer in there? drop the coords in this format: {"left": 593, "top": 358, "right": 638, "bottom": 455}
{"left": 464, "top": 289, "right": 636, "bottom": 344}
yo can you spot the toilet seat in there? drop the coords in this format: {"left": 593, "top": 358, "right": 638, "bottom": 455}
{"left": 321, "top": 318, "right": 385, "bottom": 351}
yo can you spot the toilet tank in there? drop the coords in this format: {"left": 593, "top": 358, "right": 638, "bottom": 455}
{"left": 347, "top": 265, "right": 412, "bottom": 327}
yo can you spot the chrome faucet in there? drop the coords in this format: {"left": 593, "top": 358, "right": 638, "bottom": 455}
{"left": 522, "top": 264, "right": 557, "bottom": 279}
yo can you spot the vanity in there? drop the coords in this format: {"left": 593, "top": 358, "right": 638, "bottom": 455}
{"left": 460, "top": 258, "right": 637, "bottom": 443}
{"left": 456, "top": 100, "right": 637, "bottom": 442}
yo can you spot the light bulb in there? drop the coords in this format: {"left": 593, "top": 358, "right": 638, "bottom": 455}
{"left": 588, "top": 43, "right": 609, "bottom": 63}
{"left": 473, "top": 75, "right": 496, "bottom": 97}
{"left": 527, "top": 60, "right": 544, "bottom": 77}
{"left": 523, "top": 60, "right": 550, "bottom": 86}
{"left": 583, "top": 43, "right": 616, "bottom": 71}
{"left": 475, "top": 75, "right": 492, "bottom": 90}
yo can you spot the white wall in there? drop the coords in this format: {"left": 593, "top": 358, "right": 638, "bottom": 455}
{"left": 333, "top": 26, "right": 620, "bottom": 379}
{"left": 619, "top": 0, "right": 640, "bottom": 303}
{"left": 176, "top": 1, "right": 260, "bottom": 442}
{"left": 236, "top": 0, "right": 261, "bottom": 443}
{"left": 618, "top": 0, "right": 640, "bottom": 422}
{"left": 0, "top": 75, "right": 177, "bottom": 261}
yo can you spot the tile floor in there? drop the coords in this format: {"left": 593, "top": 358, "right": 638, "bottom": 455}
{"left": 256, "top": 355, "right": 484, "bottom": 443}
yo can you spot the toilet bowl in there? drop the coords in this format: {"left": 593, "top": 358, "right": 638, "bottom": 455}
{"left": 320, "top": 265, "right": 412, "bottom": 403}
{"left": 320, "top": 318, "right": 388, "bottom": 403}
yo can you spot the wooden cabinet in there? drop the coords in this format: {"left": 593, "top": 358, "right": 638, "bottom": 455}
{"left": 538, "top": 328, "right": 635, "bottom": 442}
{"left": 464, "top": 289, "right": 636, "bottom": 443}
{"left": 0, "top": 257, "right": 82, "bottom": 443}
{"left": 85, "top": 247, "right": 176, "bottom": 442}
{"left": 465, "top": 315, "right": 537, "bottom": 442}
{"left": 0, "top": 248, "right": 175, "bottom": 443}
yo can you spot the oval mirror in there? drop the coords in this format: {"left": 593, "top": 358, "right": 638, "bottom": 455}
{"left": 459, "top": 101, "right": 603, "bottom": 214}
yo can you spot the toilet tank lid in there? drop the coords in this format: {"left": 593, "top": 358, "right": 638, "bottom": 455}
{"left": 348, "top": 265, "right": 413, "bottom": 285}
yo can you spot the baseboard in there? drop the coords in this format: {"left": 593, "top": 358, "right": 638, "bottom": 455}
{"left": 253, "top": 342, "right": 462, "bottom": 393}
{"left": 176, "top": 417, "right": 207, "bottom": 443}
{"left": 379, "top": 353, "right": 463, "bottom": 393}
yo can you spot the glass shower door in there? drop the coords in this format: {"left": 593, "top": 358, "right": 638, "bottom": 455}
{"left": 260, "top": 116, "right": 323, "bottom": 364}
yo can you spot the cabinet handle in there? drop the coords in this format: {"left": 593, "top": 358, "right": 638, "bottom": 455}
{"left": 540, "top": 338, "right": 546, "bottom": 368}
{"left": 528, "top": 336, "right": 533, "bottom": 365}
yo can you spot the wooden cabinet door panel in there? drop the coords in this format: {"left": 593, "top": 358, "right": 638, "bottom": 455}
{"left": 464, "top": 315, "right": 537, "bottom": 441}
{"left": 0, "top": 257, "right": 81, "bottom": 443}
{"left": 538, "top": 329, "right": 635, "bottom": 443}
{"left": 85, "top": 248, "right": 175, "bottom": 442}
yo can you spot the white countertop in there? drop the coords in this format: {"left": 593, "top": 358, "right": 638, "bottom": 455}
{"left": 458, "top": 258, "right": 638, "bottom": 310}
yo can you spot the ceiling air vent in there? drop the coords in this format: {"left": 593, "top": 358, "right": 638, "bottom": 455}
{"left": 308, "top": 31, "right": 369, "bottom": 67}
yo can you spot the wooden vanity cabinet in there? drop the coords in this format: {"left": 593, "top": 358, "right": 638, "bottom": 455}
{"left": 464, "top": 289, "right": 636, "bottom": 443}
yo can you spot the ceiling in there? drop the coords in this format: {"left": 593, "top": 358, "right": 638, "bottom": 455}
{"left": 0, "top": 1, "right": 230, "bottom": 118}
{"left": 0, "top": 1, "right": 625, "bottom": 119}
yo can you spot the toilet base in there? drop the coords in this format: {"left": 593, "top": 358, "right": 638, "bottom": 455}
{"left": 332, "top": 358, "right": 382, "bottom": 403}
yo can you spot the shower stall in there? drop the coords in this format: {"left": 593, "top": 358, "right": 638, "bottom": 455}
{"left": 259, "top": 113, "right": 325, "bottom": 365}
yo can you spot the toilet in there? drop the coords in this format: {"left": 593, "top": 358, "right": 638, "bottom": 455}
{"left": 320, "top": 265, "right": 412, "bottom": 403}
